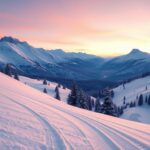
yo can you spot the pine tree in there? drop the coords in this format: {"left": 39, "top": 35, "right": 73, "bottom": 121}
{"left": 101, "top": 96, "right": 117, "bottom": 116}
{"left": 67, "top": 82, "right": 78, "bottom": 106}
{"left": 43, "top": 88, "right": 47, "bottom": 93}
{"left": 145, "top": 86, "right": 148, "bottom": 91}
{"left": 88, "top": 96, "right": 92, "bottom": 111}
{"left": 145, "top": 96, "right": 148, "bottom": 103}
{"left": 95, "top": 97, "right": 101, "bottom": 113}
{"left": 58, "top": 84, "right": 61, "bottom": 88}
{"left": 118, "top": 106, "right": 124, "bottom": 115}
{"left": 55, "top": 86, "right": 60, "bottom": 100}
{"left": 129, "top": 101, "right": 134, "bottom": 108}
{"left": 4, "top": 64, "right": 12, "bottom": 77}
{"left": 123, "top": 83, "right": 125, "bottom": 89}
{"left": 123, "top": 96, "right": 126, "bottom": 105}
{"left": 77, "top": 90, "right": 85, "bottom": 108}
{"left": 111, "top": 90, "right": 115, "bottom": 98}
{"left": 133, "top": 101, "right": 136, "bottom": 107}
{"left": 148, "top": 96, "right": 150, "bottom": 106}
{"left": 55, "top": 86, "right": 57, "bottom": 92}
{"left": 138, "top": 94, "right": 143, "bottom": 106}
{"left": 14, "top": 73, "right": 19, "bottom": 80}
{"left": 43, "top": 79, "right": 47, "bottom": 85}
{"left": 91, "top": 99, "right": 95, "bottom": 108}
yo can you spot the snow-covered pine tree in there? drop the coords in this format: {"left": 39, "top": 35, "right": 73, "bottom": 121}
{"left": 77, "top": 90, "right": 85, "bottom": 109}
{"left": 138, "top": 94, "right": 143, "bottom": 106}
{"left": 67, "top": 82, "right": 78, "bottom": 106}
{"left": 101, "top": 96, "right": 117, "bottom": 116}
{"left": 94, "top": 97, "right": 101, "bottom": 113}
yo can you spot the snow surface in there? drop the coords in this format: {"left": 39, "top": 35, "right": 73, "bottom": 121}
{"left": 20, "top": 76, "right": 70, "bottom": 103}
{"left": 0, "top": 72, "right": 150, "bottom": 150}
{"left": 113, "top": 76, "right": 150, "bottom": 124}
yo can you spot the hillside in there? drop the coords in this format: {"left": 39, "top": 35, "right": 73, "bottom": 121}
{"left": 113, "top": 76, "right": 150, "bottom": 124}
{"left": 1, "top": 73, "right": 150, "bottom": 149}
{"left": 20, "top": 76, "right": 70, "bottom": 103}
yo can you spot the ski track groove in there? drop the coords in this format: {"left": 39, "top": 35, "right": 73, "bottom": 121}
{"left": 81, "top": 115, "right": 149, "bottom": 150}
{"left": 53, "top": 105, "right": 150, "bottom": 150}
{"left": 94, "top": 115, "right": 150, "bottom": 136}
{"left": 98, "top": 119, "right": 150, "bottom": 146}
{"left": 0, "top": 93, "right": 66, "bottom": 150}
{"left": 1, "top": 88, "right": 94, "bottom": 150}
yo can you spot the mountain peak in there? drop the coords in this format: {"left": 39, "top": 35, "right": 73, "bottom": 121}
{"left": 130, "top": 49, "right": 142, "bottom": 54}
{"left": 0, "top": 36, "right": 26, "bottom": 44}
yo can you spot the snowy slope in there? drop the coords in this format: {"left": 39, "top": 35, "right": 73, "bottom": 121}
{"left": 111, "top": 49, "right": 150, "bottom": 63}
{"left": 20, "top": 76, "right": 70, "bottom": 103}
{"left": 0, "top": 40, "right": 57, "bottom": 66}
{"left": 0, "top": 72, "right": 150, "bottom": 150}
{"left": 48, "top": 49, "right": 99, "bottom": 61}
{"left": 113, "top": 76, "right": 150, "bottom": 124}
{"left": 121, "top": 105, "right": 150, "bottom": 124}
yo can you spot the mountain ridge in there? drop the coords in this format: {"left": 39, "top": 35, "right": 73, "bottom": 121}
{"left": 0, "top": 36, "right": 150, "bottom": 90}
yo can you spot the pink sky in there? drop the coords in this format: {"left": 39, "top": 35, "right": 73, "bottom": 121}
{"left": 1, "top": 0, "right": 150, "bottom": 56}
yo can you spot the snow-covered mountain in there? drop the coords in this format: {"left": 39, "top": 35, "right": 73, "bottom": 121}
{"left": 1, "top": 36, "right": 150, "bottom": 90}
{"left": 99, "top": 49, "right": 150, "bottom": 82}
{"left": 0, "top": 36, "right": 100, "bottom": 65}
{"left": 1, "top": 72, "right": 150, "bottom": 149}
{"left": 111, "top": 49, "right": 150, "bottom": 63}
{"left": 113, "top": 75, "right": 150, "bottom": 124}
{"left": 0, "top": 36, "right": 104, "bottom": 80}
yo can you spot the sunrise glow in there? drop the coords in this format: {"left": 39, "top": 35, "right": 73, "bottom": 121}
{"left": 1, "top": 0, "right": 150, "bottom": 56}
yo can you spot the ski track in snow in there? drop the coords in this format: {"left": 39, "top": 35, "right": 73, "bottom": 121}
{"left": 0, "top": 88, "right": 94, "bottom": 150}
{"left": 0, "top": 93, "right": 66, "bottom": 150}
{"left": 1, "top": 87, "right": 150, "bottom": 150}
{"left": 52, "top": 106, "right": 150, "bottom": 150}
{"left": 1, "top": 73, "right": 150, "bottom": 150}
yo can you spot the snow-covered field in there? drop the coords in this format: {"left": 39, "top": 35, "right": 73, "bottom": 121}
{"left": 1, "top": 72, "right": 150, "bottom": 150}
{"left": 113, "top": 76, "right": 150, "bottom": 124}
{"left": 20, "top": 76, "right": 70, "bottom": 103}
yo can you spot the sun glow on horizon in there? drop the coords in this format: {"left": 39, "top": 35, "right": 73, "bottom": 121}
{"left": 1, "top": 0, "right": 150, "bottom": 56}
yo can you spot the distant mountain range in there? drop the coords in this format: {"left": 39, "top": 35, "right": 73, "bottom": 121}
{"left": 0, "top": 36, "right": 150, "bottom": 91}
